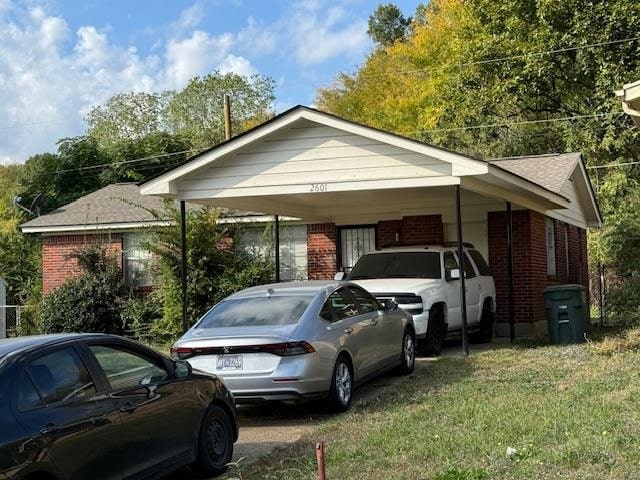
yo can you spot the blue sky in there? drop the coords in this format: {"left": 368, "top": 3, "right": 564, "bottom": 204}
{"left": 0, "top": 0, "right": 419, "bottom": 164}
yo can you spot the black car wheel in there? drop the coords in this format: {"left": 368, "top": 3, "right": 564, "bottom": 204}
{"left": 192, "top": 404, "right": 234, "bottom": 477}
{"left": 328, "top": 355, "right": 353, "bottom": 412}
{"left": 396, "top": 329, "right": 416, "bottom": 375}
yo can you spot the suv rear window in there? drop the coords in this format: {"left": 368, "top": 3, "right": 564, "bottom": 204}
{"left": 469, "top": 250, "right": 491, "bottom": 276}
{"left": 348, "top": 252, "right": 441, "bottom": 279}
{"left": 197, "top": 296, "right": 313, "bottom": 328}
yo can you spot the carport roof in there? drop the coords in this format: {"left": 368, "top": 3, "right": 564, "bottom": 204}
{"left": 139, "top": 106, "right": 601, "bottom": 228}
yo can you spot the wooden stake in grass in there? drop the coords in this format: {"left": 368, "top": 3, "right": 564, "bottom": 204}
{"left": 316, "top": 442, "right": 326, "bottom": 480}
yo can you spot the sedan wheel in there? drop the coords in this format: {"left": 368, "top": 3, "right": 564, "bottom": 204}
{"left": 328, "top": 356, "right": 353, "bottom": 412}
{"left": 396, "top": 329, "right": 416, "bottom": 375}
{"left": 192, "top": 404, "right": 234, "bottom": 477}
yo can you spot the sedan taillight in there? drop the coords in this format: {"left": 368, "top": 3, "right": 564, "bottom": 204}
{"left": 170, "top": 341, "right": 315, "bottom": 359}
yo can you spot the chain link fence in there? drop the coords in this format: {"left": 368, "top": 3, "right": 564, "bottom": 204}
{"left": 0, "top": 305, "right": 41, "bottom": 338}
{"left": 589, "top": 263, "right": 636, "bottom": 326}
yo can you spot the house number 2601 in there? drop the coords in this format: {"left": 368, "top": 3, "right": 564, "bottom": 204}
{"left": 310, "top": 183, "right": 327, "bottom": 192}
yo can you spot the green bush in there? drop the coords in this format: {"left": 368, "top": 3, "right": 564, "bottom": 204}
{"left": 41, "top": 245, "right": 128, "bottom": 334}
{"left": 606, "top": 277, "right": 640, "bottom": 326}
{"left": 121, "top": 294, "right": 163, "bottom": 344}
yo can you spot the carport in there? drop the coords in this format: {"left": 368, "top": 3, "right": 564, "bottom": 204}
{"left": 140, "top": 106, "right": 600, "bottom": 355}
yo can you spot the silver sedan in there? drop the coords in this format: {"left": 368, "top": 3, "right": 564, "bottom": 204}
{"left": 171, "top": 281, "right": 415, "bottom": 411}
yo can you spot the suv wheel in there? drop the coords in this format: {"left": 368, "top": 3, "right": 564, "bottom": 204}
{"left": 471, "top": 300, "right": 495, "bottom": 343}
{"left": 420, "top": 307, "right": 446, "bottom": 356}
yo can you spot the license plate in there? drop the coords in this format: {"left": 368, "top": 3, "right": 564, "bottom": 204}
{"left": 216, "top": 355, "right": 243, "bottom": 370}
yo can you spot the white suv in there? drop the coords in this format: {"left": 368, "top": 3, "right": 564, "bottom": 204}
{"left": 336, "top": 244, "right": 496, "bottom": 355}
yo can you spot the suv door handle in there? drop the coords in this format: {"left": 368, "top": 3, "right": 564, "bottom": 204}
{"left": 344, "top": 327, "right": 353, "bottom": 334}
{"left": 369, "top": 318, "right": 378, "bottom": 326}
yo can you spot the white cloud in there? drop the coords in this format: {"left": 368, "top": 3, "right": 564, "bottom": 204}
{"left": 218, "top": 53, "right": 256, "bottom": 76}
{"left": 170, "top": 2, "right": 204, "bottom": 37}
{"left": 164, "top": 30, "right": 234, "bottom": 87}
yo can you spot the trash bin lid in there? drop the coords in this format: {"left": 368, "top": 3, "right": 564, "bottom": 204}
{"left": 543, "top": 284, "right": 586, "bottom": 293}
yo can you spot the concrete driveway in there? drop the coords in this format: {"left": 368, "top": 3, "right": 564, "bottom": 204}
{"left": 167, "top": 339, "right": 504, "bottom": 478}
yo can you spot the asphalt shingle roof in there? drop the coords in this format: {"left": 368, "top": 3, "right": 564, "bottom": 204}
{"left": 21, "top": 183, "right": 171, "bottom": 229}
{"left": 488, "top": 153, "right": 581, "bottom": 194}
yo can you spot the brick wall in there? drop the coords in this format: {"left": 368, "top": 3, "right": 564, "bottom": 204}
{"left": 377, "top": 215, "right": 443, "bottom": 248}
{"left": 307, "top": 223, "right": 337, "bottom": 279}
{"left": 488, "top": 210, "right": 589, "bottom": 327}
{"left": 42, "top": 234, "right": 123, "bottom": 294}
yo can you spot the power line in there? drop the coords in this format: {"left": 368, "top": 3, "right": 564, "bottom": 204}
{"left": 337, "top": 36, "right": 640, "bottom": 80}
{"left": 588, "top": 161, "right": 640, "bottom": 169}
{"left": 403, "top": 112, "right": 624, "bottom": 135}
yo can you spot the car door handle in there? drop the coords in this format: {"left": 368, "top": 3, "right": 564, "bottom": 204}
{"left": 119, "top": 403, "right": 136, "bottom": 414}
{"left": 344, "top": 327, "right": 353, "bottom": 334}
{"left": 40, "top": 423, "right": 59, "bottom": 435}
{"left": 369, "top": 318, "right": 378, "bottom": 326}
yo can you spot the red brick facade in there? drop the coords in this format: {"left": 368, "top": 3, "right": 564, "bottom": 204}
{"left": 307, "top": 223, "right": 337, "bottom": 280}
{"left": 487, "top": 210, "right": 589, "bottom": 328}
{"left": 42, "top": 234, "right": 123, "bottom": 294}
{"left": 377, "top": 215, "right": 444, "bottom": 248}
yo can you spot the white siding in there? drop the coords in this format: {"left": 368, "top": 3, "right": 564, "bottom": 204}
{"left": 239, "top": 224, "right": 308, "bottom": 281}
{"left": 546, "top": 173, "right": 588, "bottom": 228}
{"left": 178, "top": 124, "right": 453, "bottom": 197}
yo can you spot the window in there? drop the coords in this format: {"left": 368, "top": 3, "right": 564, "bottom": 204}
{"left": 123, "top": 233, "right": 153, "bottom": 287}
{"left": 443, "top": 251, "right": 459, "bottom": 280}
{"left": 320, "top": 289, "right": 360, "bottom": 322}
{"left": 339, "top": 226, "right": 376, "bottom": 273}
{"left": 16, "top": 371, "right": 43, "bottom": 412}
{"left": 349, "top": 252, "right": 441, "bottom": 280}
{"left": 239, "top": 225, "right": 308, "bottom": 281}
{"left": 27, "top": 348, "right": 95, "bottom": 405}
{"left": 469, "top": 250, "right": 491, "bottom": 276}
{"left": 197, "top": 296, "right": 313, "bottom": 328}
{"left": 348, "top": 286, "right": 380, "bottom": 314}
{"left": 90, "top": 345, "right": 168, "bottom": 391}
{"left": 460, "top": 252, "right": 477, "bottom": 279}
{"left": 545, "top": 218, "right": 556, "bottom": 276}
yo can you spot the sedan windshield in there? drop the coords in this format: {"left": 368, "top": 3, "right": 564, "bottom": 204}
{"left": 348, "top": 252, "right": 441, "bottom": 279}
{"left": 197, "top": 295, "right": 313, "bottom": 328}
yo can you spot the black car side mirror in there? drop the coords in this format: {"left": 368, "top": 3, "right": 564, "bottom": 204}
{"left": 383, "top": 300, "right": 398, "bottom": 312}
{"left": 174, "top": 360, "right": 192, "bottom": 379}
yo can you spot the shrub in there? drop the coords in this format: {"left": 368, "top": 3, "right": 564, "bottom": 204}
{"left": 41, "top": 245, "right": 128, "bottom": 334}
{"left": 605, "top": 277, "right": 640, "bottom": 326}
{"left": 121, "top": 294, "right": 163, "bottom": 344}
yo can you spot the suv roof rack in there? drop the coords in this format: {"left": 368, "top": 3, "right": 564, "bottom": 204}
{"left": 379, "top": 243, "right": 431, "bottom": 249}
{"left": 441, "top": 241, "right": 475, "bottom": 248}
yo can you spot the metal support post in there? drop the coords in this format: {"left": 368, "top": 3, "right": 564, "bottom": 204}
{"left": 180, "top": 200, "right": 188, "bottom": 332}
{"left": 507, "top": 202, "right": 515, "bottom": 343}
{"left": 456, "top": 185, "right": 469, "bottom": 356}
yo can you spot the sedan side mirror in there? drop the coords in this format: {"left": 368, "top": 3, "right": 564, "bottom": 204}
{"left": 448, "top": 268, "right": 461, "bottom": 281}
{"left": 334, "top": 271, "right": 346, "bottom": 281}
{"left": 383, "top": 300, "right": 398, "bottom": 312}
{"left": 174, "top": 360, "right": 192, "bottom": 379}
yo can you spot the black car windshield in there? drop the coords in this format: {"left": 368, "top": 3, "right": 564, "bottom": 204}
{"left": 348, "top": 252, "right": 442, "bottom": 279}
{"left": 197, "top": 295, "right": 313, "bottom": 328}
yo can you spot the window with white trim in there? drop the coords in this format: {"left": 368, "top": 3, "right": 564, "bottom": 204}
{"left": 545, "top": 218, "right": 556, "bottom": 276}
{"left": 123, "top": 233, "right": 153, "bottom": 287}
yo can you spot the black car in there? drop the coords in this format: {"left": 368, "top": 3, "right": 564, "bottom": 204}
{"left": 0, "top": 334, "right": 238, "bottom": 480}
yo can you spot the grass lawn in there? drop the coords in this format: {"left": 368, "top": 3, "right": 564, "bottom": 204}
{"left": 229, "top": 330, "right": 640, "bottom": 480}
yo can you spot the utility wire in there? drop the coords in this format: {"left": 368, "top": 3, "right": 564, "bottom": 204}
{"left": 587, "top": 161, "right": 640, "bottom": 169}
{"left": 410, "top": 112, "right": 624, "bottom": 134}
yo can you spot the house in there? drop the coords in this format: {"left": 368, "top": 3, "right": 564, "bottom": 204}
{"left": 139, "top": 106, "right": 601, "bottom": 337}
{"left": 22, "top": 106, "right": 601, "bottom": 337}
{"left": 20, "top": 183, "right": 308, "bottom": 294}
{"left": 616, "top": 79, "right": 640, "bottom": 127}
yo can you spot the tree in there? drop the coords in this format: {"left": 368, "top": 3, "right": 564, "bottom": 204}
{"left": 142, "top": 200, "right": 274, "bottom": 341}
{"left": 85, "top": 91, "right": 169, "bottom": 146}
{"left": 165, "top": 72, "right": 276, "bottom": 149}
{"left": 0, "top": 165, "right": 41, "bottom": 306}
{"left": 367, "top": 3, "right": 411, "bottom": 46}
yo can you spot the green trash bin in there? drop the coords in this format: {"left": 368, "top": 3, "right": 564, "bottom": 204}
{"left": 543, "top": 284, "right": 588, "bottom": 344}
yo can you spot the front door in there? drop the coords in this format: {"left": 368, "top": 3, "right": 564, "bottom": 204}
{"left": 87, "top": 343, "right": 198, "bottom": 479}
{"left": 348, "top": 286, "right": 400, "bottom": 368}
{"left": 319, "top": 288, "right": 379, "bottom": 381}
{"left": 15, "top": 346, "right": 122, "bottom": 480}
